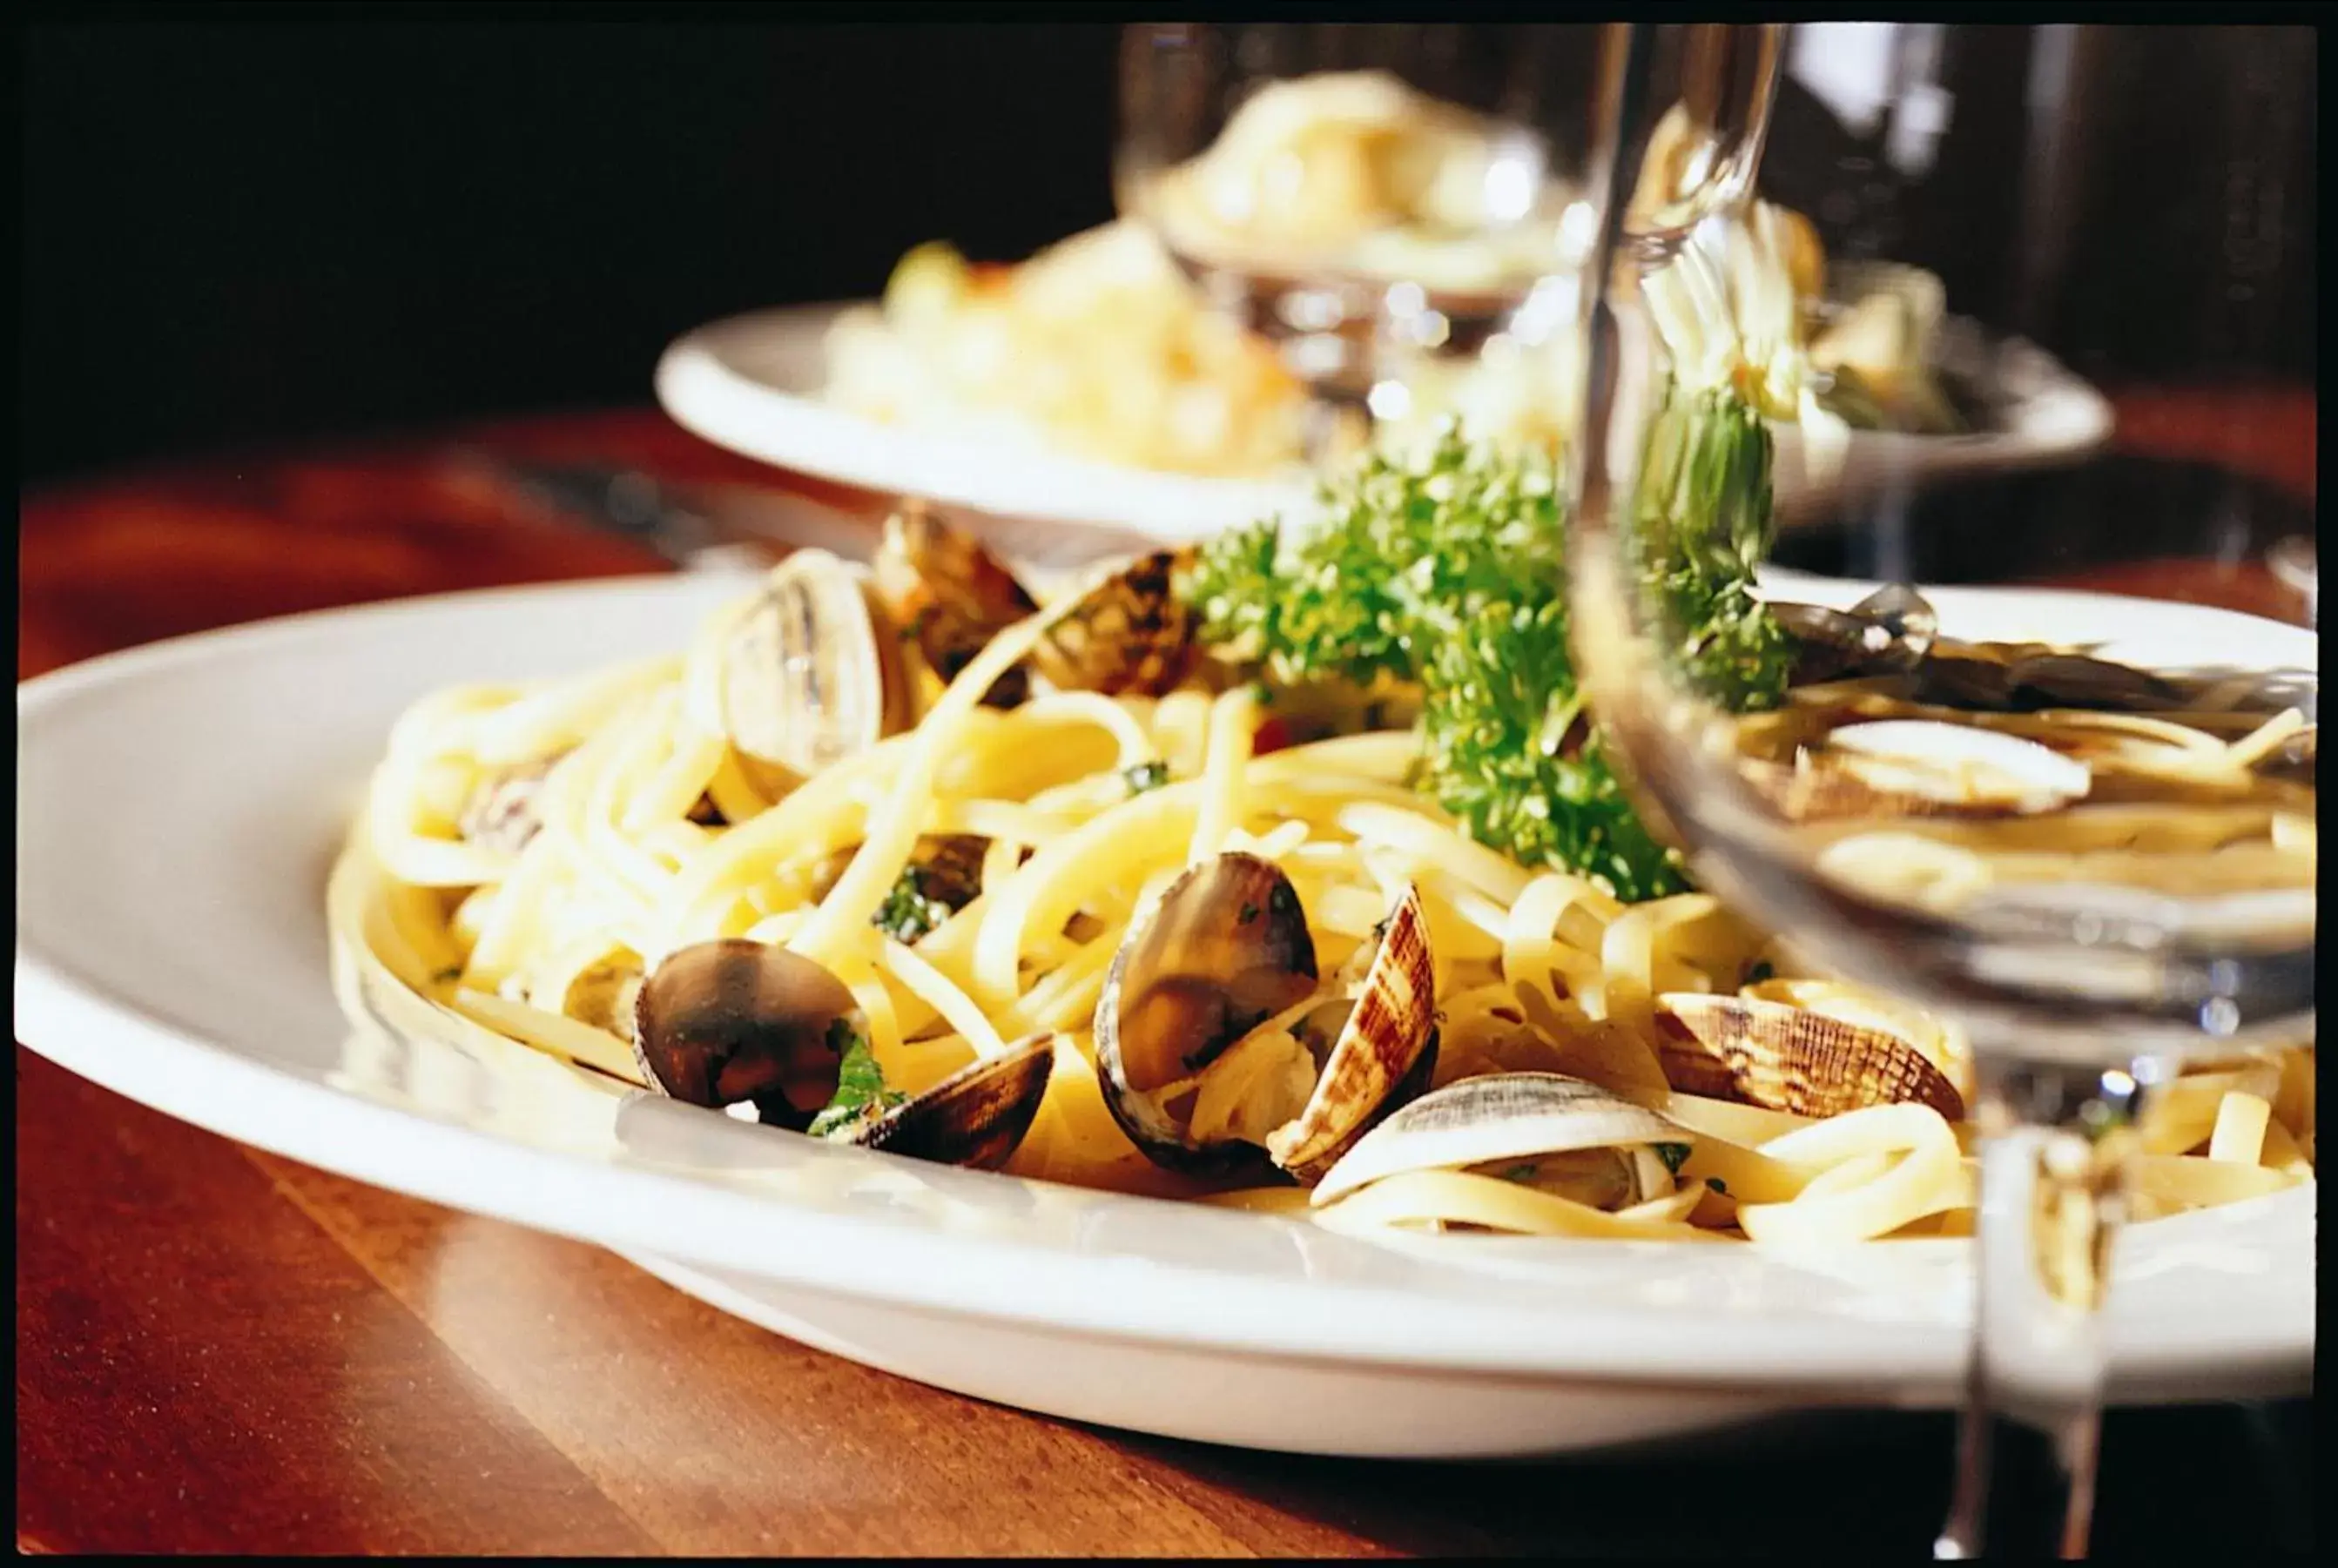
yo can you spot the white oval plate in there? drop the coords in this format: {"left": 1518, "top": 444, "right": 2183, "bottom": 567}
{"left": 655, "top": 303, "right": 1315, "bottom": 543}
{"left": 15, "top": 574, "right": 2311, "bottom": 1458}
{"left": 655, "top": 303, "right": 2112, "bottom": 543}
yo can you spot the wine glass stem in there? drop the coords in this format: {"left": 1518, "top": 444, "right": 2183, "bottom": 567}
{"left": 1936, "top": 1057, "right": 2145, "bottom": 1560}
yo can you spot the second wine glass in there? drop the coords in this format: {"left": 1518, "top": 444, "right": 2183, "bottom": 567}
{"left": 1115, "top": 23, "right": 1779, "bottom": 463}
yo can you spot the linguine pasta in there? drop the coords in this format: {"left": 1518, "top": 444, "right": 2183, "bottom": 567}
{"left": 336, "top": 564, "right": 2316, "bottom": 1247}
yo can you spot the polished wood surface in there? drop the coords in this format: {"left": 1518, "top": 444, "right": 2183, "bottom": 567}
{"left": 17, "top": 402, "right": 2314, "bottom": 1557}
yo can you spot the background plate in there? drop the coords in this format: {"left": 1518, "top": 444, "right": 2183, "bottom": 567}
{"left": 656, "top": 303, "right": 2112, "bottom": 542}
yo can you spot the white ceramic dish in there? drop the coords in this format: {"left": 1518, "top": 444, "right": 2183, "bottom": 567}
{"left": 656, "top": 303, "right": 1312, "bottom": 543}
{"left": 15, "top": 572, "right": 2311, "bottom": 1458}
{"left": 655, "top": 303, "right": 2112, "bottom": 543}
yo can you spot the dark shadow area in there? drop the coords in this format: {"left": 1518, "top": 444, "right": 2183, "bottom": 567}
{"left": 1102, "top": 1398, "right": 2312, "bottom": 1558}
{"left": 22, "top": 20, "right": 1121, "bottom": 484}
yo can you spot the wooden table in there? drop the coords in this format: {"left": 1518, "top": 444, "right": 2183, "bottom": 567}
{"left": 16, "top": 404, "right": 2315, "bottom": 1557}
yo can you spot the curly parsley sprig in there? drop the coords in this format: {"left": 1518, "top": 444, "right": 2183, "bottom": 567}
{"left": 1181, "top": 405, "right": 1796, "bottom": 903}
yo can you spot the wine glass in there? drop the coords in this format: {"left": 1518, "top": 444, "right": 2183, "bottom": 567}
{"left": 1115, "top": 23, "right": 1782, "bottom": 463}
{"left": 1565, "top": 22, "right": 2315, "bottom": 1559}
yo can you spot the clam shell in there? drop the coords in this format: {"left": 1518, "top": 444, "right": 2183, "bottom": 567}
{"left": 1032, "top": 550, "right": 1196, "bottom": 698}
{"left": 870, "top": 502, "right": 1039, "bottom": 707}
{"left": 1917, "top": 642, "right": 2183, "bottom": 714}
{"left": 1774, "top": 585, "right": 1939, "bottom": 687}
{"left": 722, "top": 549, "right": 915, "bottom": 776}
{"left": 1311, "top": 1072, "right": 1686, "bottom": 1208}
{"left": 632, "top": 939, "right": 860, "bottom": 1130}
{"left": 1749, "top": 719, "right": 2091, "bottom": 821}
{"left": 1830, "top": 720, "right": 2091, "bottom": 811}
{"left": 457, "top": 756, "right": 557, "bottom": 854}
{"left": 1263, "top": 881, "right": 1440, "bottom": 1183}
{"left": 847, "top": 1033, "right": 1055, "bottom": 1171}
{"left": 1655, "top": 993, "right": 1965, "bottom": 1121}
{"left": 1093, "top": 851, "right": 1320, "bottom": 1174}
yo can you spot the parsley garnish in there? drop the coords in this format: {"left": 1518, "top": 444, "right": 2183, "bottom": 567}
{"left": 806, "top": 1026, "right": 906, "bottom": 1139}
{"left": 1121, "top": 757, "right": 1170, "bottom": 797}
{"left": 1181, "top": 425, "right": 1788, "bottom": 901}
{"left": 1654, "top": 1141, "right": 1693, "bottom": 1176}
{"left": 871, "top": 865, "right": 953, "bottom": 944}
{"left": 1744, "top": 959, "right": 1776, "bottom": 986}
{"left": 1706, "top": 1176, "right": 1728, "bottom": 1195}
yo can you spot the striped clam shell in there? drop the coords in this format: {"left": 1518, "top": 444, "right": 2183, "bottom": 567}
{"left": 1311, "top": 1072, "right": 1685, "bottom": 1208}
{"left": 1654, "top": 993, "right": 1965, "bottom": 1122}
{"left": 722, "top": 548, "right": 916, "bottom": 777}
{"left": 1031, "top": 549, "right": 1197, "bottom": 698}
{"left": 1264, "top": 881, "right": 1441, "bottom": 1185}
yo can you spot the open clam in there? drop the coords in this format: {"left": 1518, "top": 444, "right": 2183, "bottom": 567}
{"left": 718, "top": 548, "right": 919, "bottom": 778}
{"left": 1093, "top": 853, "right": 1439, "bottom": 1182}
{"left": 632, "top": 939, "right": 1054, "bottom": 1168}
{"left": 871, "top": 504, "right": 1200, "bottom": 703}
{"left": 1743, "top": 717, "right": 2092, "bottom": 823}
{"left": 870, "top": 501, "right": 1039, "bottom": 708}
{"left": 716, "top": 526, "right": 1199, "bottom": 785}
{"left": 1311, "top": 1072, "right": 1691, "bottom": 1209}
{"left": 1654, "top": 992, "right": 1965, "bottom": 1121}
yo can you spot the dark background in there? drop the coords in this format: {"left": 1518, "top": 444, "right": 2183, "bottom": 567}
{"left": 21, "top": 21, "right": 2317, "bottom": 486}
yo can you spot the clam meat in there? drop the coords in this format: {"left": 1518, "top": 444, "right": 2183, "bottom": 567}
{"left": 565, "top": 951, "right": 644, "bottom": 1047}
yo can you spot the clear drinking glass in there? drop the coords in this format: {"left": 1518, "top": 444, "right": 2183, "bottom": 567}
{"left": 1115, "top": 23, "right": 1782, "bottom": 462}
{"left": 1564, "top": 23, "right": 2315, "bottom": 1559}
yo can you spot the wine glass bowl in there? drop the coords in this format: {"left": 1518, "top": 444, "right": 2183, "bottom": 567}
{"left": 1561, "top": 23, "right": 2314, "bottom": 1558}
{"left": 1115, "top": 24, "right": 1782, "bottom": 458}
